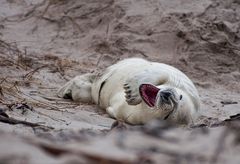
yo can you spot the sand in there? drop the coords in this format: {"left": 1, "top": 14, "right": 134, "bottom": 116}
{"left": 0, "top": 0, "right": 239, "bottom": 163}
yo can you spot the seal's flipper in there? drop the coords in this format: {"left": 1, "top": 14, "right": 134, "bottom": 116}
{"left": 57, "top": 73, "right": 95, "bottom": 103}
{"left": 124, "top": 70, "right": 168, "bottom": 106}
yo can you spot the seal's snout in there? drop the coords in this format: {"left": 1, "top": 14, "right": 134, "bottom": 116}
{"left": 160, "top": 90, "right": 172, "bottom": 102}
{"left": 160, "top": 90, "right": 175, "bottom": 104}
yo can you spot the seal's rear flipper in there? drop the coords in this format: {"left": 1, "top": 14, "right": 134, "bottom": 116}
{"left": 57, "top": 73, "right": 95, "bottom": 103}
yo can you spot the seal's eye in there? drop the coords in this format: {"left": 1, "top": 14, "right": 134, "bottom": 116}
{"left": 179, "top": 95, "right": 182, "bottom": 100}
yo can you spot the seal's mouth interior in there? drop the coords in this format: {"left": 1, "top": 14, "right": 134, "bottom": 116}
{"left": 139, "top": 84, "right": 160, "bottom": 107}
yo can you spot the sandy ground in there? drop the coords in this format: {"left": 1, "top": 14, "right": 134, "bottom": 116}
{"left": 0, "top": 0, "right": 240, "bottom": 163}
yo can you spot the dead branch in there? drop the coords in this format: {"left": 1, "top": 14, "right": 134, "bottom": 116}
{"left": 23, "top": 65, "right": 47, "bottom": 80}
{"left": 0, "top": 114, "right": 53, "bottom": 129}
{"left": 74, "top": 0, "right": 114, "bottom": 19}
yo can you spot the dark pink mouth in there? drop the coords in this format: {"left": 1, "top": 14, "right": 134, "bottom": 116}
{"left": 139, "top": 84, "right": 160, "bottom": 107}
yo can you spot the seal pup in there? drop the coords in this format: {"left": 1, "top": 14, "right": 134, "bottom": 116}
{"left": 57, "top": 58, "right": 200, "bottom": 125}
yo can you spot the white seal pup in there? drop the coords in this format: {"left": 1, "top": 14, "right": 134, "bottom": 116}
{"left": 57, "top": 58, "right": 200, "bottom": 125}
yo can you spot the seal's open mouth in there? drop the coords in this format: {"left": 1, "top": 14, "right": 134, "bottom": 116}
{"left": 139, "top": 84, "right": 160, "bottom": 107}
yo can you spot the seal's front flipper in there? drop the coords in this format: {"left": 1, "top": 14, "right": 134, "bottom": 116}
{"left": 123, "top": 73, "right": 153, "bottom": 105}
{"left": 124, "top": 70, "right": 168, "bottom": 106}
{"left": 123, "top": 79, "right": 142, "bottom": 105}
{"left": 57, "top": 73, "right": 95, "bottom": 103}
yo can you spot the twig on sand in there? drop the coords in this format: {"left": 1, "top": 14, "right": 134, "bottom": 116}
{"left": 74, "top": 0, "right": 114, "bottom": 19}
{"left": 220, "top": 100, "right": 238, "bottom": 105}
{"left": 0, "top": 114, "right": 53, "bottom": 129}
{"left": 96, "top": 54, "right": 104, "bottom": 67}
{"left": 20, "top": 91, "right": 66, "bottom": 112}
{"left": 23, "top": 65, "right": 47, "bottom": 80}
{"left": 0, "top": 77, "right": 75, "bottom": 114}
{"left": 0, "top": 115, "right": 38, "bottom": 127}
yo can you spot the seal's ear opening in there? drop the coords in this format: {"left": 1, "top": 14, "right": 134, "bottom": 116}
{"left": 139, "top": 84, "right": 160, "bottom": 108}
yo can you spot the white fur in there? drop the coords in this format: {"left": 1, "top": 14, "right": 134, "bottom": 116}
{"left": 57, "top": 58, "right": 200, "bottom": 125}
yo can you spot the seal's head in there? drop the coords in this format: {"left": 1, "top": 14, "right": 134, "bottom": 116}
{"left": 139, "top": 84, "right": 182, "bottom": 118}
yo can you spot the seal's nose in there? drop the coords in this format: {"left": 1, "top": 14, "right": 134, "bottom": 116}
{"left": 160, "top": 90, "right": 172, "bottom": 101}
